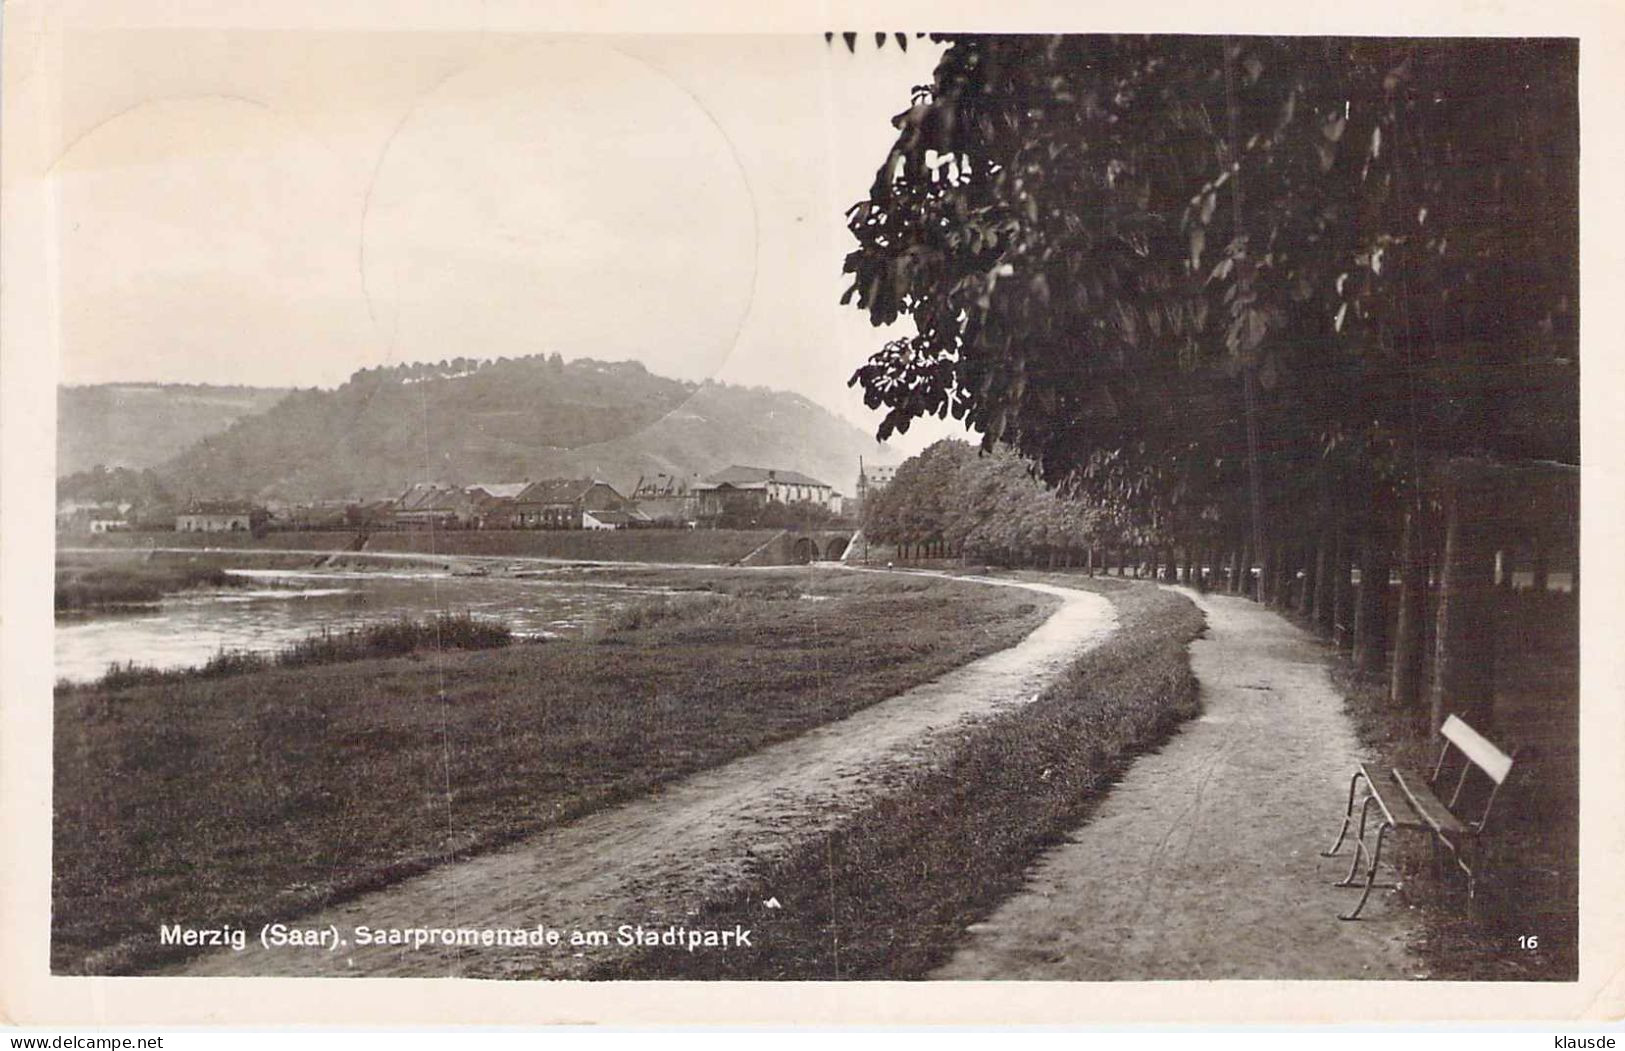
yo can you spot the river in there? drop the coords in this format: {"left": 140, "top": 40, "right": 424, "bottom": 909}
{"left": 54, "top": 566, "right": 684, "bottom": 684}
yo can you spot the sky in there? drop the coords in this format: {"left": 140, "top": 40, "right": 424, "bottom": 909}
{"left": 51, "top": 29, "right": 973, "bottom": 456}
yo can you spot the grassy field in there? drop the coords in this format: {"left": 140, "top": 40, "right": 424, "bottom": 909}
{"left": 597, "top": 576, "right": 1206, "bottom": 980}
{"left": 52, "top": 569, "right": 1056, "bottom": 975}
{"left": 1314, "top": 588, "right": 1577, "bottom": 980}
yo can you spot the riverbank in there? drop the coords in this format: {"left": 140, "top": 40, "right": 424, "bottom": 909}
{"left": 92, "top": 612, "right": 514, "bottom": 689}
{"left": 65, "top": 527, "right": 787, "bottom": 565}
{"left": 53, "top": 551, "right": 767, "bottom": 684}
{"left": 52, "top": 569, "right": 1057, "bottom": 975}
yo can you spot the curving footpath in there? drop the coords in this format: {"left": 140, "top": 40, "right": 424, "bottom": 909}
{"left": 933, "top": 587, "right": 1424, "bottom": 980}
{"left": 164, "top": 572, "right": 1116, "bottom": 978}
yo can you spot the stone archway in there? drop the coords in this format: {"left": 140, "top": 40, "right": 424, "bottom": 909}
{"left": 791, "top": 536, "right": 817, "bottom": 564}
{"left": 823, "top": 536, "right": 849, "bottom": 561}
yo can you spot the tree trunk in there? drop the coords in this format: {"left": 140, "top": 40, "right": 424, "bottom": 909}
{"left": 1331, "top": 532, "right": 1353, "bottom": 649}
{"left": 1354, "top": 524, "right": 1393, "bottom": 678}
{"left": 1299, "top": 541, "right": 1319, "bottom": 616}
{"left": 1314, "top": 528, "right": 1335, "bottom": 635}
{"left": 1429, "top": 477, "right": 1498, "bottom": 735}
{"left": 1274, "top": 543, "right": 1293, "bottom": 610}
{"left": 1389, "top": 508, "right": 1428, "bottom": 709}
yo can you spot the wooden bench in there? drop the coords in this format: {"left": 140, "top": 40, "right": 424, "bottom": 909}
{"left": 1320, "top": 714, "right": 1516, "bottom": 920}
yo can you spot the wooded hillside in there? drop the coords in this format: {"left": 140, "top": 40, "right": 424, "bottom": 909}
{"left": 57, "top": 384, "right": 291, "bottom": 476}
{"left": 147, "top": 355, "right": 893, "bottom": 501}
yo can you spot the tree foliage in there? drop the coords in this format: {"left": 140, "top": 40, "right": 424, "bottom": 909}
{"left": 844, "top": 35, "right": 1577, "bottom": 542}
{"left": 865, "top": 439, "right": 1107, "bottom": 565}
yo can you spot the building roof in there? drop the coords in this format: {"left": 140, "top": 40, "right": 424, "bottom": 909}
{"left": 700, "top": 465, "right": 830, "bottom": 489}
{"left": 466, "top": 482, "right": 529, "bottom": 500}
{"left": 632, "top": 473, "right": 693, "bottom": 496}
{"left": 395, "top": 484, "right": 460, "bottom": 512}
{"left": 514, "top": 478, "right": 616, "bottom": 505}
{"left": 181, "top": 500, "right": 260, "bottom": 516}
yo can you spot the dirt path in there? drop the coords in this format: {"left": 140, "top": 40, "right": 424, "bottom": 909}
{"left": 934, "top": 588, "right": 1425, "bottom": 981}
{"left": 164, "top": 573, "right": 1116, "bottom": 978}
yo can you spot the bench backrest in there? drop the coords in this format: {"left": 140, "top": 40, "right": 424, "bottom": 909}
{"left": 1440, "top": 715, "right": 1515, "bottom": 784}
{"left": 1431, "top": 714, "right": 1517, "bottom": 833}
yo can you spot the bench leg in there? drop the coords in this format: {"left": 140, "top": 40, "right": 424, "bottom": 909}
{"left": 1321, "top": 768, "right": 1369, "bottom": 858}
{"left": 1334, "top": 795, "right": 1377, "bottom": 887}
{"left": 1339, "top": 821, "right": 1395, "bottom": 921}
{"left": 1437, "top": 832, "right": 1477, "bottom": 902}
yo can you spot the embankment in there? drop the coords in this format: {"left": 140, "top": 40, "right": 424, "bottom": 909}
{"left": 69, "top": 528, "right": 784, "bottom": 565}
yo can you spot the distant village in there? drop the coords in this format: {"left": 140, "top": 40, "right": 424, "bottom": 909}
{"left": 57, "top": 462, "right": 899, "bottom": 536}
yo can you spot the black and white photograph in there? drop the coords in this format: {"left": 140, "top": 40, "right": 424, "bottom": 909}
{"left": 1, "top": 0, "right": 1618, "bottom": 1030}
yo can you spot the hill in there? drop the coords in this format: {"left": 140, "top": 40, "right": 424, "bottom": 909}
{"left": 58, "top": 384, "right": 292, "bottom": 476}
{"left": 151, "top": 356, "right": 896, "bottom": 501}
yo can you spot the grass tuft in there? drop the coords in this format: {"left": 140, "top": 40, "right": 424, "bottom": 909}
{"left": 55, "top": 563, "right": 248, "bottom": 612}
{"left": 83, "top": 613, "right": 514, "bottom": 689}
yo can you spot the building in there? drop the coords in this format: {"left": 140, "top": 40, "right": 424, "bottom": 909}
{"left": 630, "top": 473, "right": 700, "bottom": 525}
{"left": 176, "top": 500, "right": 265, "bottom": 533}
{"left": 271, "top": 499, "right": 398, "bottom": 532}
{"left": 391, "top": 482, "right": 530, "bottom": 530}
{"left": 582, "top": 508, "right": 648, "bottom": 530}
{"left": 853, "top": 460, "right": 898, "bottom": 520}
{"left": 692, "top": 466, "right": 836, "bottom": 519}
{"left": 274, "top": 500, "right": 351, "bottom": 532}
{"left": 57, "top": 500, "right": 133, "bottom": 534}
{"left": 855, "top": 460, "right": 896, "bottom": 503}
{"left": 464, "top": 482, "right": 529, "bottom": 530}
{"left": 510, "top": 478, "right": 635, "bottom": 529}
{"left": 87, "top": 510, "right": 131, "bottom": 534}
{"left": 393, "top": 483, "right": 483, "bottom": 530}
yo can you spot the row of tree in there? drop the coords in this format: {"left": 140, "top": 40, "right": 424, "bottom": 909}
{"left": 867, "top": 439, "right": 1575, "bottom": 736}
{"left": 863, "top": 440, "right": 1104, "bottom": 566}
{"left": 345, "top": 352, "right": 568, "bottom": 386}
{"left": 842, "top": 36, "right": 1578, "bottom": 734}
